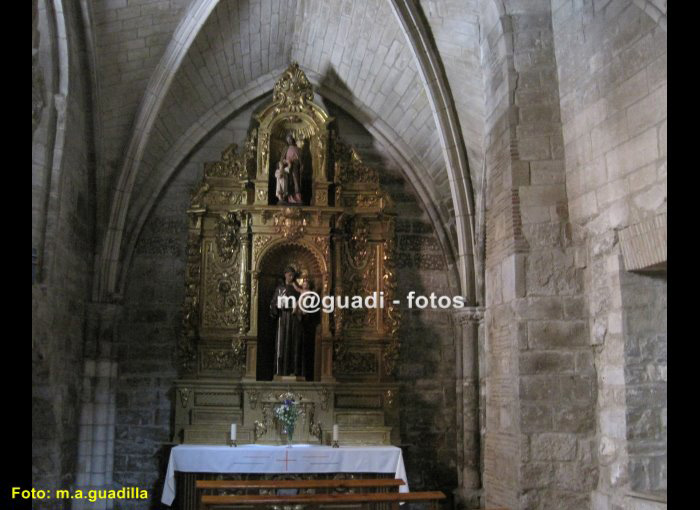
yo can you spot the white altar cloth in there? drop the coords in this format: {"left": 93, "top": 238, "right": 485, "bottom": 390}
{"left": 161, "top": 444, "right": 409, "bottom": 506}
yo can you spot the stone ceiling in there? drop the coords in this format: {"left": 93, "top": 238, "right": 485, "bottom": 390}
{"left": 88, "top": 0, "right": 491, "bottom": 299}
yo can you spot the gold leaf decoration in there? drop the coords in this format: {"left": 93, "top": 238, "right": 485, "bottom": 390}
{"left": 272, "top": 62, "right": 314, "bottom": 112}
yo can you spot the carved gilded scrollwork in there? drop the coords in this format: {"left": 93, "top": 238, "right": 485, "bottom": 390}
{"left": 204, "top": 134, "right": 256, "bottom": 179}
{"left": 314, "top": 236, "right": 329, "bottom": 262}
{"left": 260, "top": 132, "right": 270, "bottom": 176}
{"left": 334, "top": 140, "right": 379, "bottom": 184}
{"left": 201, "top": 348, "right": 244, "bottom": 371}
{"left": 277, "top": 390, "right": 304, "bottom": 402}
{"left": 272, "top": 208, "right": 309, "bottom": 240}
{"left": 205, "top": 146, "right": 240, "bottom": 178}
{"left": 354, "top": 194, "right": 382, "bottom": 208}
{"left": 254, "top": 420, "right": 268, "bottom": 441}
{"left": 215, "top": 212, "right": 243, "bottom": 261}
{"left": 336, "top": 351, "right": 378, "bottom": 375}
{"left": 178, "top": 388, "right": 190, "bottom": 408}
{"left": 244, "top": 129, "right": 257, "bottom": 165}
{"left": 341, "top": 217, "right": 376, "bottom": 330}
{"left": 306, "top": 404, "right": 322, "bottom": 441}
{"left": 232, "top": 337, "right": 247, "bottom": 366}
{"left": 204, "top": 191, "right": 244, "bottom": 206}
{"left": 384, "top": 389, "right": 395, "bottom": 408}
{"left": 202, "top": 212, "right": 248, "bottom": 329}
{"left": 253, "top": 235, "right": 272, "bottom": 261}
{"left": 382, "top": 231, "right": 401, "bottom": 376}
{"left": 315, "top": 189, "right": 328, "bottom": 205}
{"left": 319, "top": 388, "right": 330, "bottom": 411}
{"left": 249, "top": 390, "right": 259, "bottom": 410}
{"left": 203, "top": 266, "right": 241, "bottom": 328}
{"left": 180, "top": 218, "right": 202, "bottom": 374}
{"left": 237, "top": 286, "right": 250, "bottom": 334}
{"left": 272, "top": 62, "right": 314, "bottom": 112}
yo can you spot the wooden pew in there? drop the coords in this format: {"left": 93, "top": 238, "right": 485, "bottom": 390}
{"left": 196, "top": 478, "right": 442, "bottom": 509}
{"left": 195, "top": 478, "right": 405, "bottom": 493}
{"left": 199, "top": 490, "right": 446, "bottom": 509}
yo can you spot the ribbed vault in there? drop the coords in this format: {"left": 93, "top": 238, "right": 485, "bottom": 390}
{"left": 93, "top": 0, "right": 489, "bottom": 306}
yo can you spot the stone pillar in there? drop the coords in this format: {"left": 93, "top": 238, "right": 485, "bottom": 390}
{"left": 454, "top": 306, "right": 484, "bottom": 509}
{"left": 73, "top": 302, "right": 121, "bottom": 510}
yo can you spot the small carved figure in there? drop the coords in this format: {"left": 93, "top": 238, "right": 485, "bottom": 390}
{"left": 277, "top": 134, "right": 303, "bottom": 204}
{"left": 274, "top": 161, "right": 289, "bottom": 203}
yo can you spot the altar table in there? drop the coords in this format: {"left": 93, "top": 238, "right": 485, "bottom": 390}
{"left": 161, "top": 444, "right": 409, "bottom": 506}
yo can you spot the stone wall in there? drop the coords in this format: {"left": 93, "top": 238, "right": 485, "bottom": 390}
{"left": 478, "top": 0, "right": 522, "bottom": 504}
{"left": 114, "top": 98, "right": 459, "bottom": 507}
{"left": 620, "top": 270, "right": 666, "bottom": 496}
{"left": 479, "top": 0, "right": 598, "bottom": 508}
{"left": 325, "top": 102, "right": 460, "bottom": 500}
{"left": 551, "top": 1, "right": 667, "bottom": 507}
{"left": 112, "top": 99, "right": 262, "bottom": 508}
{"left": 31, "top": 3, "right": 668, "bottom": 508}
{"left": 32, "top": 0, "right": 96, "bottom": 506}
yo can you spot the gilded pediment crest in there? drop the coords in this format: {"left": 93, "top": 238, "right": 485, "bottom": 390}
{"left": 272, "top": 62, "right": 314, "bottom": 112}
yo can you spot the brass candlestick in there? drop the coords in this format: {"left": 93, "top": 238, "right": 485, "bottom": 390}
{"left": 332, "top": 440, "right": 339, "bottom": 448}
{"left": 230, "top": 439, "right": 237, "bottom": 447}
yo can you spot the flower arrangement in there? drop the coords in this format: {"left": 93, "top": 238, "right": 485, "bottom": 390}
{"left": 274, "top": 397, "right": 301, "bottom": 444}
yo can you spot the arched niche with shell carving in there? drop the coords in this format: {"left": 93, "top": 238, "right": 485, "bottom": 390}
{"left": 253, "top": 63, "right": 333, "bottom": 208}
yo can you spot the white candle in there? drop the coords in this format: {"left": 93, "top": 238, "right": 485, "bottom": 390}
{"left": 230, "top": 424, "right": 237, "bottom": 441}
{"left": 332, "top": 424, "right": 339, "bottom": 442}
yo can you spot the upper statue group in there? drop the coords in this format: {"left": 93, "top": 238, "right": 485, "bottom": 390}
{"left": 274, "top": 134, "right": 305, "bottom": 205}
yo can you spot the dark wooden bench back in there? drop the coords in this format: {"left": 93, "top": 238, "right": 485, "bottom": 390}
{"left": 200, "top": 490, "right": 446, "bottom": 509}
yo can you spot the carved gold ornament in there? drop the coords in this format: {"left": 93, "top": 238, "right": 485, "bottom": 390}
{"left": 384, "top": 389, "right": 395, "bottom": 408}
{"left": 334, "top": 140, "right": 379, "bottom": 184}
{"left": 336, "top": 351, "right": 378, "bottom": 374}
{"left": 249, "top": 390, "right": 260, "bottom": 410}
{"left": 254, "top": 420, "right": 268, "bottom": 441}
{"left": 382, "top": 233, "right": 400, "bottom": 376}
{"left": 204, "top": 139, "right": 254, "bottom": 179}
{"left": 215, "top": 212, "right": 243, "bottom": 261}
{"left": 178, "top": 388, "right": 190, "bottom": 408}
{"left": 273, "top": 208, "right": 309, "bottom": 240}
{"left": 272, "top": 62, "right": 314, "bottom": 112}
{"left": 176, "top": 66, "right": 403, "bottom": 449}
{"left": 253, "top": 235, "right": 272, "bottom": 260}
{"left": 201, "top": 349, "right": 240, "bottom": 371}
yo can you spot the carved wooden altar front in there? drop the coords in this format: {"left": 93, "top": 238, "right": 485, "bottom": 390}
{"left": 173, "top": 64, "right": 400, "bottom": 446}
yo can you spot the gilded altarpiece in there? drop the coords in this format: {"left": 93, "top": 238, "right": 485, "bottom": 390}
{"left": 173, "top": 64, "right": 400, "bottom": 447}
